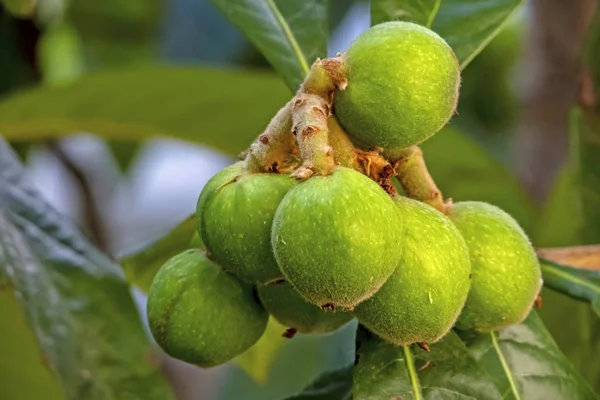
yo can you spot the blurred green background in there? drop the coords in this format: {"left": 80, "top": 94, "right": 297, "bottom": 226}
{"left": 1, "top": 0, "right": 599, "bottom": 398}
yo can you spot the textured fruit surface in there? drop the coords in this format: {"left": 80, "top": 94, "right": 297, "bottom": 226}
{"left": 449, "top": 201, "right": 542, "bottom": 332}
{"left": 257, "top": 283, "right": 353, "bottom": 334}
{"left": 196, "top": 162, "right": 244, "bottom": 233}
{"left": 147, "top": 249, "right": 268, "bottom": 368}
{"left": 334, "top": 21, "right": 460, "bottom": 149}
{"left": 201, "top": 172, "right": 296, "bottom": 284}
{"left": 355, "top": 196, "right": 471, "bottom": 345}
{"left": 272, "top": 167, "right": 402, "bottom": 308}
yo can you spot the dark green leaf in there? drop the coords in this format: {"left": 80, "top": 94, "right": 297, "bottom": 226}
{"left": 120, "top": 214, "right": 202, "bottom": 293}
{"left": 465, "top": 312, "right": 596, "bottom": 400}
{"left": 2, "top": 0, "right": 36, "bottom": 17}
{"left": 353, "top": 327, "right": 502, "bottom": 400}
{"left": 0, "top": 67, "right": 289, "bottom": 155}
{"left": 0, "top": 139, "right": 174, "bottom": 399}
{"left": 370, "top": 0, "right": 525, "bottom": 69}
{"left": 210, "top": 0, "right": 328, "bottom": 91}
{"left": 540, "top": 258, "right": 600, "bottom": 317}
{"left": 284, "top": 366, "right": 352, "bottom": 400}
{"left": 371, "top": 0, "right": 440, "bottom": 29}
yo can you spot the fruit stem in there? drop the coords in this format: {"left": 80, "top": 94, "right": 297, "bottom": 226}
{"left": 386, "top": 146, "right": 448, "bottom": 213}
{"left": 244, "top": 100, "right": 299, "bottom": 173}
{"left": 290, "top": 57, "right": 347, "bottom": 178}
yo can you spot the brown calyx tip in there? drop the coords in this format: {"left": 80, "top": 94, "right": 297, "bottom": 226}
{"left": 321, "top": 303, "right": 336, "bottom": 312}
{"left": 534, "top": 295, "right": 543, "bottom": 309}
{"left": 282, "top": 328, "right": 297, "bottom": 339}
{"left": 269, "top": 162, "right": 280, "bottom": 173}
{"left": 417, "top": 342, "right": 430, "bottom": 352}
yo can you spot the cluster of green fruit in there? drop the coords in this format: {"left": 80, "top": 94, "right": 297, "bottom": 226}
{"left": 146, "top": 21, "right": 542, "bottom": 369}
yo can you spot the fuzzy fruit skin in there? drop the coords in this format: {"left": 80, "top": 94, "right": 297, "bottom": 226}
{"left": 147, "top": 249, "right": 268, "bottom": 368}
{"left": 196, "top": 162, "right": 244, "bottom": 233}
{"left": 448, "top": 201, "right": 542, "bottom": 332}
{"left": 334, "top": 21, "right": 460, "bottom": 149}
{"left": 271, "top": 167, "right": 402, "bottom": 308}
{"left": 354, "top": 197, "right": 471, "bottom": 345}
{"left": 257, "top": 283, "right": 353, "bottom": 334}
{"left": 201, "top": 172, "right": 296, "bottom": 284}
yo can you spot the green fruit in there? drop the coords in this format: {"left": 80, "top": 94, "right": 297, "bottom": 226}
{"left": 272, "top": 167, "right": 402, "bottom": 308}
{"left": 257, "top": 283, "right": 353, "bottom": 334}
{"left": 334, "top": 21, "right": 460, "bottom": 149}
{"left": 355, "top": 196, "right": 471, "bottom": 345}
{"left": 448, "top": 201, "right": 542, "bottom": 332}
{"left": 147, "top": 249, "right": 268, "bottom": 367}
{"left": 200, "top": 172, "right": 296, "bottom": 284}
{"left": 195, "top": 162, "right": 244, "bottom": 233}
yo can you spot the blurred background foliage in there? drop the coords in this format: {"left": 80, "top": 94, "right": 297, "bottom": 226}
{"left": 1, "top": 0, "right": 600, "bottom": 399}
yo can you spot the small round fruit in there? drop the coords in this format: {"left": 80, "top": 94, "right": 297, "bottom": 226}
{"left": 147, "top": 249, "right": 268, "bottom": 368}
{"left": 257, "top": 283, "right": 353, "bottom": 334}
{"left": 334, "top": 21, "right": 460, "bottom": 149}
{"left": 272, "top": 167, "right": 402, "bottom": 308}
{"left": 201, "top": 172, "right": 296, "bottom": 284}
{"left": 448, "top": 201, "right": 542, "bottom": 332}
{"left": 354, "top": 196, "right": 471, "bottom": 345}
{"left": 196, "top": 162, "right": 244, "bottom": 233}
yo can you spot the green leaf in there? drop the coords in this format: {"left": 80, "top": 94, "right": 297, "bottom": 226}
{"left": 236, "top": 318, "right": 290, "bottom": 384}
{"left": 0, "top": 139, "right": 174, "bottom": 399}
{"left": 540, "top": 258, "right": 600, "bottom": 317}
{"left": 371, "top": 0, "right": 441, "bottom": 29}
{"left": 0, "top": 67, "right": 289, "bottom": 154}
{"left": 284, "top": 366, "right": 352, "bottom": 400}
{"left": 2, "top": 0, "right": 36, "bottom": 17}
{"left": 370, "top": 0, "right": 524, "bottom": 70}
{"left": 353, "top": 328, "right": 502, "bottom": 400}
{"left": 120, "top": 214, "right": 202, "bottom": 293}
{"left": 0, "top": 290, "right": 65, "bottom": 400}
{"left": 465, "top": 312, "right": 597, "bottom": 400}
{"left": 210, "top": 0, "right": 329, "bottom": 91}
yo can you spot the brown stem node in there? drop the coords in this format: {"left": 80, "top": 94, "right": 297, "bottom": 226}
{"left": 244, "top": 101, "right": 299, "bottom": 174}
